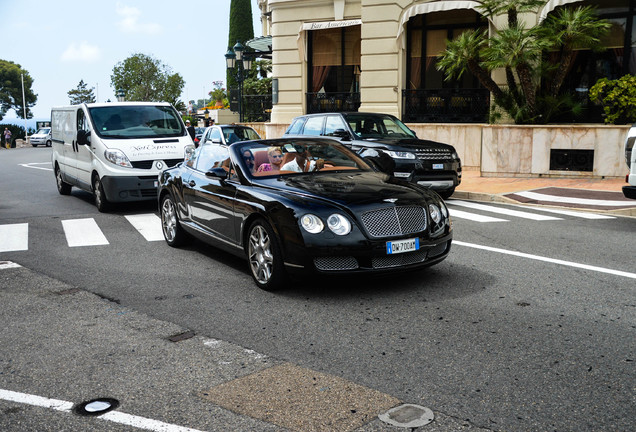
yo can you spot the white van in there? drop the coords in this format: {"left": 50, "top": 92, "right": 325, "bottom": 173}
{"left": 51, "top": 102, "right": 195, "bottom": 211}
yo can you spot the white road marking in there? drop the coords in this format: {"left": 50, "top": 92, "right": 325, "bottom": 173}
{"left": 0, "top": 388, "right": 207, "bottom": 432}
{"left": 125, "top": 214, "right": 164, "bottom": 241}
{"left": 0, "top": 261, "right": 22, "bottom": 270}
{"left": 448, "top": 208, "right": 508, "bottom": 223}
{"left": 455, "top": 240, "right": 636, "bottom": 280}
{"left": 514, "top": 190, "right": 634, "bottom": 207}
{"left": 509, "top": 204, "right": 615, "bottom": 219}
{"left": 62, "top": 218, "right": 109, "bottom": 247}
{"left": 0, "top": 223, "right": 28, "bottom": 252}
{"left": 0, "top": 389, "right": 73, "bottom": 412}
{"left": 19, "top": 162, "right": 53, "bottom": 171}
{"left": 448, "top": 200, "right": 561, "bottom": 221}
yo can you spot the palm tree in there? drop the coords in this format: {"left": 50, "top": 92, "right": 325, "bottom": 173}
{"left": 437, "top": 1, "right": 610, "bottom": 124}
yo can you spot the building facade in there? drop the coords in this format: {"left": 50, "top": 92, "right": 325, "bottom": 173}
{"left": 258, "top": 0, "right": 636, "bottom": 125}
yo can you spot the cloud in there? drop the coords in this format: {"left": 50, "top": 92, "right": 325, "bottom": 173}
{"left": 116, "top": 2, "right": 162, "bottom": 35}
{"left": 61, "top": 42, "right": 101, "bottom": 62}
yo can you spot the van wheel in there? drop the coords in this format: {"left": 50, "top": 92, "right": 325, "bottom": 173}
{"left": 55, "top": 166, "right": 72, "bottom": 195}
{"left": 93, "top": 175, "right": 111, "bottom": 212}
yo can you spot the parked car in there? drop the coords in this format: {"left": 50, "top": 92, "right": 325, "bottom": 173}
{"left": 30, "top": 127, "right": 52, "bottom": 147}
{"left": 623, "top": 124, "right": 636, "bottom": 199}
{"left": 282, "top": 112, "right": 462, "bottom": 199}
{"left": 198, "top": 124, "right": 261, "bottom": 147}
{"left": 159, "top": 137, "right": 452, "bottom": 290}
{"left": 193, "top": 127, "right": 205, "bottom": 147}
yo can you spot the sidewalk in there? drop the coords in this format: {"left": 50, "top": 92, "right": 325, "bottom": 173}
{"left": 454, "top": 170, "right": 636, "bottom": 216}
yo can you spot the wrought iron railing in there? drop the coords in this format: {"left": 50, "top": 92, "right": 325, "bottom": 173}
{"left": 306, "top": 92, "right": 361, "bottom": 113}
{"left": 242, "top": 95, "right": 272, "bottom": 122}
{"left": 402, "top": 88, "right": 490, "bottom": 123}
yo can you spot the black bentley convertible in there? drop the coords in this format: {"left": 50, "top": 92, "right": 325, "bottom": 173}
{"left": 158, "top": 137, "right": 452, "bottom": 290}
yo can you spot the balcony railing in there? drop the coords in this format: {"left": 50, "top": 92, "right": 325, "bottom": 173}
{"left": 402, "top": 88, "right": 490, "bottom": 123}
{"left": 307, "top": 92, "right": 361, "bottom": 114}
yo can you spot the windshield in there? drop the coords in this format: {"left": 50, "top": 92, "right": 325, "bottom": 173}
{"left": 222, "top": 126, "right": 261, "bottom": 144}
{"left": 238, "top": 140, "right": 371, "bottom": 178}
{"left": 343, "top": 113, "right": 416, "bottom": 139}
{"left": 88, "top": 105, "right": 185, "bottom": 139}
{"left": 36, "top": 128, "right": 50, "bottom": 135}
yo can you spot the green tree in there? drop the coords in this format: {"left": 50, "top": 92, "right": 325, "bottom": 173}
{"left": 0, "top": 60, "right": 37, "bottom": 121}
{"left": 68, "top": 80, "right": 96, "bottom": 104}
{"left": 436, "top": 1, "right": 610, "bottom": 124}
{"left": 227, "top": 0, "right": 254, "bottom": 90}
{"left": 111, "top": 53, "right": 185, "bottom": 109}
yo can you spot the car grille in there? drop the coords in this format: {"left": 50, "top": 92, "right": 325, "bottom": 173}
{"left": 131, "top": 159, "right": 183, "bottom": 169}
{"left": 414, "top": 148, "right": 453, "bottom": 161}
{"left": 314, "top": 256, "right": 359, "bottom": 271}
{"left": 372, "top": 249, "right": 428, "bottom": 269}
{"left": 360, "top": 206, "right": 427, "bottom": 238}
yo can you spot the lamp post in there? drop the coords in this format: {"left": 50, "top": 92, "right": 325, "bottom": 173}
{"left": 225, "top": 41, "right": 253, "bottom": 122}
{"left": 116, "top": 88, "right": 125, "bottom": 102}
{"left": 204, "top": 108, "right": 210, "bottom": 126}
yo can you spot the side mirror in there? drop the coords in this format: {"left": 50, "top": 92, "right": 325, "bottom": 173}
{"left": 206, "top": 167, "right": 228, "bottom": 180}
{"left": 328, "top": 129, "right": 351, "bottom": 140}
{"left": 77, "top": 130, "right": 91, "bottom": 146}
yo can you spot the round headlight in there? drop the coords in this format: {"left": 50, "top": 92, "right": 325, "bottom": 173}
{"left": 440, "top": 202, "right": 448, "bottom": 218}
{"left": 429, "top": 204, "right": 442, "bottom": 224}
{"left": 327, "top": 214, "right": 351, "bottom": 236}
{"left": 300, "top": 214, "right": 324, "bottom": 234}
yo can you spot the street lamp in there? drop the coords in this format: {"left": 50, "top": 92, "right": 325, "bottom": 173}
{"left": 116, "top": 88, "right": 125, "bottom": 102}
{"left": 204, "top": 108, "right": 210, "bottom": 126}
{"left": 225, "top": 41, "right": 253, "bottom": 122}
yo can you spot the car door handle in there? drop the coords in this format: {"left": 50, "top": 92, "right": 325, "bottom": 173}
{"left": 188, "top": 180, "right": 196, "bottom": 187}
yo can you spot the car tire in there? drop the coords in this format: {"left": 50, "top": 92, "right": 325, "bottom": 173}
{"left": 247, "top": 219, "right": 286, "bottom": 291}
{"left": 46, "top": 140, "right": 52, "bottom": 147}
{"left": 93, "top": 174, "right": 111, "bottom": 212}
{"left": 438, "top": 187, "right": 455, "bottom": 200}
{"left": 55, "top": 165, "right": 72, "bottom": 195}
{"left": 160, "top": 193, "right": 188, "bottom": 247}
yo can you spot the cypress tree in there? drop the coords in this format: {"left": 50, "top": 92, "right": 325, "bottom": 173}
{"left": 227, "top": 0, "right": 255, "bottom": 90}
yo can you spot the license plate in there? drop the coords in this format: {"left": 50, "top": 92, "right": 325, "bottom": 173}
{"left": 386, "top": 238, "right": 419, "bottom": 255}
{"left": 432, "top": 163, "right": 444, "bottom": 169}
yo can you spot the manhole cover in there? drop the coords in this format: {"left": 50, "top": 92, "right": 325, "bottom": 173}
{"left": 378, "top": 403, "right": 434, "bottom": 428}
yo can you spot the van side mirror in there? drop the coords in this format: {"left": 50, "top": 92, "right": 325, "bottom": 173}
{"left": 77, "top": 130, "right": 91, "bottom": 146}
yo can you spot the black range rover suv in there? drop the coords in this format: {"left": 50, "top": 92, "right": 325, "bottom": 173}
{"left": 282, "top": 112, "right": 461, "bottom": 199}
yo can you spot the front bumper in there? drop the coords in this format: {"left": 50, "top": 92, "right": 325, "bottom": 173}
{"left": 623, "top": 185, "right": 636, "bottom": 200}
{"left": 283, "top": 231, "right": 452, "bottom": 276}
{"left": 101, "top": 175, "right": 159, "bottom": 203}
{"left": 392, "top": 159, "right": 461, "bottom": 191}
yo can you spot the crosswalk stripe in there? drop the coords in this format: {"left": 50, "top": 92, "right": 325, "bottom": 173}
{"left": 510, "top": 204, "right": 615, "bottom": 220}
{"left": 62, "top": 218, "right": 109, "bottom": 247}
{"left": 448, "top": 208, "right": 508, "bottom": 223}
{"left": 0, "top": 223, "right": 28, "bottom": 252}
{"left": 448, "top": 200, "right": 562, "bottom": 221}
{"left": 125, "top": 214, "right": 164, "bottom": 241}
{"left": 514, "top": 191, "right": 634, "bottom": 207}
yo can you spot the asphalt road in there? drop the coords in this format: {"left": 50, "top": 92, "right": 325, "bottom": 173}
{"left": 1, "top": 147, "right": 634, "bottom": 432}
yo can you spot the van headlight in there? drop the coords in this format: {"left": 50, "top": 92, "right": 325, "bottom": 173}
{"left": 383, "top": 150, "right": 416, "bottom": 160}
{"left": 104, "top": 149, "right": 132, "bottom": 168}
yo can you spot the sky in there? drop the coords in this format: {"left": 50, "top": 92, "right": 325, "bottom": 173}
{"left": 1, "top": 0, "right": 263, "bottom": 123}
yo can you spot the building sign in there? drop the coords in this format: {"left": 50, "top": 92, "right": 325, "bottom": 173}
{"left": 302, "top": 19, "right": 362, "bottom": 31}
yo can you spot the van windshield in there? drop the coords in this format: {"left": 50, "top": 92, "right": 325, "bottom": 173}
{"left": 88, "top": 105, "right": 185, "bottom": 139}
